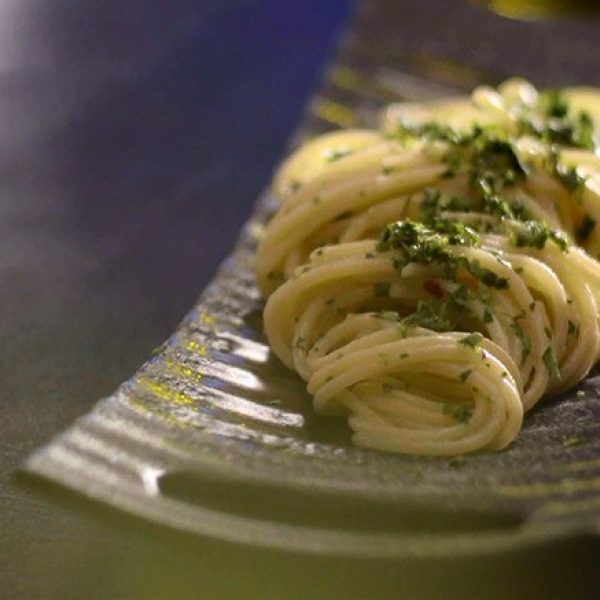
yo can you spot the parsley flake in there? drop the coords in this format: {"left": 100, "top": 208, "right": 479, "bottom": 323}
{"left": 443, "top": 402, "right": 473, "bottom": 423}
{"left": 459, "top": 369, "right": 472, "bottom": 383}
{"left": 542, "top": 346, "right": 560, "bottom": 379}
{"left": 459, "top": 332, "right": 484, "bottom": 348}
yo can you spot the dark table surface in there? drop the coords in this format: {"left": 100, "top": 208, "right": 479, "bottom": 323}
{"left": 2, "top": 2, "right": 600, "bottom": 599}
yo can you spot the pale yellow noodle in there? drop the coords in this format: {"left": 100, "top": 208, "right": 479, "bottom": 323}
{"left": 255, "top": 78, "right": 600, "bottom": 456}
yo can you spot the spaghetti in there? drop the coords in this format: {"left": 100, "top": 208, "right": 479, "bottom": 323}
{"left": 256, "top": 79, "right": 600, "bottom": 455}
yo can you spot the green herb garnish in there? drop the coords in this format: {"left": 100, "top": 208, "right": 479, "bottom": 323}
{"left": 459, "top": 369, "right": 472, "bottom": 383}
{"left": 462, "top": 258, "right": 509, "bottom": 289}
{"left": 510, "top": 220, "right": 568, "bottom": 251}
{"left": 402, "top": 301, "right": 455, "bottom": 332}
{"left": 542, "top": 346, "right": 560, "bottom": 379}
{"left": 459, "top": 332, "right": 484, "bottom": 348}
{"left": 554, "top": 164, "right": 586, "bottom": 192}
{"left": 378, "top": 220, "right": 508, "bottom": 289}
{"left": 443, "top": 402, "right": 473, "bottom": 423}
{"left": 326, "top": 148, "right": 353, "bottom": 163}
{"left": 510, "top": 313, "right": 531, "bottom": 365}
{"left": 540, "top": 90, "right": 569, "bottom": 119}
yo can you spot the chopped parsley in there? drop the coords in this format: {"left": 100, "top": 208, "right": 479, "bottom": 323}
{"left": 462, "top": 258, "right": 509, "bottom": 289}
{"left": 402, "top": 301, "right": 455, "bottom": 332}
{"left": 574, "top": 110, "right": 595, "bottom": 150}
{"left": 443, "top": 402, "right": 473, "bottom": 423}
{"left": 396, "top": 122, "right": 529, "bottom": 190}
{"left": 524, "top": 90, "right": 596, "bottom": 151}
{"left": 325, "top": 148, "right": 353, "bottom": 163}
{"left": 554, "top": 163, "right": 587, "bottom": 192}
{"left": 540, "top": 90, "right": 568, "bottom": 119}
{"left": 375, "top": 301, "right": 455, "bottom": 333}
{"left": 510, "top": 220, "right": 568, "bottom": 252}
{"left": 379, "top": 219, "right": 457, "bottom": 257}
{"left": 510, "top": 313, "right": 531, "bottom": 365}
{"left": 542, "top": 346, "right": 560, "bottom": 379}
{"left": 469, "top": 136, "right": 526, "bottom": 190}
{"left": 459, "top": 332, "right": 484, "bottom": 348}
{"left": 431, "top": 218, "right": 481, "bottom": 246}
{"left": 393, "top": 122, "right": 469, "bottom": 146}
{"left": 378, "top": 220, "right": 507, "bottom": 289}
{"left": 450, "top": 284, "right": 470, "bottom": 303}
{"left": 459, "top": 369, "right": 472, "bottom": 383}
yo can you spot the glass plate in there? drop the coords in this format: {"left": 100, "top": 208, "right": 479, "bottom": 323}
{"left": 25, "top": 0, "right": 600, "bottom": 558}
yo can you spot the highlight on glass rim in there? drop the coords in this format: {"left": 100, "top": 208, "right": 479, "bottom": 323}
{"left": 256, "top": 78, "right": 600, "bottom": 456}
{"left": 474, "top": 0, "right": 600, "bottom": 20}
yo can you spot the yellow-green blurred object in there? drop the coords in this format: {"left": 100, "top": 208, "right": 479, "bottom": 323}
{"left": 474, "top": 0, "right": 600, "bottom": 20}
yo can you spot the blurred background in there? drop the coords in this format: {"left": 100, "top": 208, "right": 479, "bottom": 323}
{"left": 1, "top": 1, "right": 352, "bottom": 597}
{"left": 1, "top": 1, "right": 599, "bottom": 598}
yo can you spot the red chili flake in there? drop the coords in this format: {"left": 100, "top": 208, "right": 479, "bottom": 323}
{"left": 424, "top": 279, "right": 444, "bottom": 299}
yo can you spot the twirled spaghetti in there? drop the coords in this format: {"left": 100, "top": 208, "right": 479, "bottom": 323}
{"left": 255, "top": 78, "right": 600, "bottom": 456}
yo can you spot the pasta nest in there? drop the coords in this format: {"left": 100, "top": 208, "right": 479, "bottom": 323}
{"left": 256, "top": 79, "right": 600, "bottom": 455}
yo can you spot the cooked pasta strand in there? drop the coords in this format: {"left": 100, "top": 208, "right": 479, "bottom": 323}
{"left": 256, "top": 78, "right": 600, "bottom": 456}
